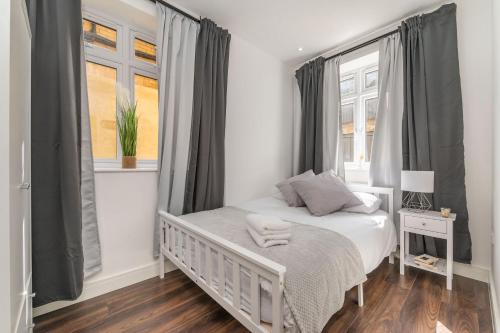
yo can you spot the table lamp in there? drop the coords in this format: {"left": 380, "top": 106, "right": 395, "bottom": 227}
{"left": 401, "top": 170, "right": 434, "bottom": 211}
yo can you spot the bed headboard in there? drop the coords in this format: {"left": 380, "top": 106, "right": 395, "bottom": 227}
{"left": 346, "top": 184, "right": 394, "bottom": 218}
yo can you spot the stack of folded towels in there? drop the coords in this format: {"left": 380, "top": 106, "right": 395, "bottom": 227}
{"left": 246, "top": 214, "right": 292, "bottom": 248}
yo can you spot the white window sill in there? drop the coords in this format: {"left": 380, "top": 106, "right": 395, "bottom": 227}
{"left": 94, "top": 167, "right": 158, "bottom": 173}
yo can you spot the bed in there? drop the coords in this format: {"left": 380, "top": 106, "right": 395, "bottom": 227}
{"left": 158, "top": 184, "right": 397, "bottom": 333}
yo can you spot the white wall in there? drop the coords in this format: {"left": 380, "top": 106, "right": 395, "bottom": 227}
{"left": 456, "top": 0, "right": 493, "bottom": 270}
{"left": 225, "top": 34, "right": 292, "bottom": 205}
{"left": 0, "top": 0, "right": 12, "bottom": 331}
{"left": 491, "top": 0, "right": 500, "bottom": 324}
{"left": 92, "top": 172, "right": 159, "bottom": 279}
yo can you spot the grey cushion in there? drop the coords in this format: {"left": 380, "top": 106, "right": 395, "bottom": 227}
{"left": 291, "top": 171, "right": 362, "bottom": 216}
{"left": 276, "top": 170, "right": 315, "bottom": 207}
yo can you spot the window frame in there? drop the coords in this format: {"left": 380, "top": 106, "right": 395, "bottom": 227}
{"left": 340, "top": 62, "right": 379, "bottom": 171}
{"left": 83, "top": 9, "right": 158, "bottom": 170}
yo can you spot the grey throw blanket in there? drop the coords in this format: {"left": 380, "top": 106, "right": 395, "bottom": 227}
{"left": 182, "top": 207, "right": 366, "bottom": 333}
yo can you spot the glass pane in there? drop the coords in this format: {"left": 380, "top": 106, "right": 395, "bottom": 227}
{"left": 340, "top": 77, "right": 355, "bottom": 97}
{"left": 83, "top": 19, "right": 117, "bottom": 51}
{"left": 134, "top": 38, "right": 157, "bottom": 64}
{"left": 134, "top": 74, "right": 158, "bottom": 160}
{"left": 341, "top": 103, "right": 354, "bottom": 162}
{"left": 365, "top": 70, "right": 378, "bottom": 89}
{"left": 86, "top": 61, "right": 117, "bottom": 159}
{"left": 365, "top": 97, "right": 378, "bottom": 162}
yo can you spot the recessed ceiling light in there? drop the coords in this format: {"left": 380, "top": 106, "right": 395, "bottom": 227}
{"left": 298, "top": 47, "right": 303, "bottom": 52}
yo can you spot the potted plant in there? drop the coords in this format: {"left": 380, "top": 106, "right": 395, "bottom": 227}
{"left": 117, "top": 99, "right": 139, "bottom": 169}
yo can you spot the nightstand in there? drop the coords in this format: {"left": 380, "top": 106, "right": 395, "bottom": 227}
{"left": 399, "top": 208, "right": 456, "bottom": 290}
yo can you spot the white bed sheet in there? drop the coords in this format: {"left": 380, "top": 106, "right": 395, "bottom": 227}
{"left": 236, "top": 195, "right": 397, "bottom": 274}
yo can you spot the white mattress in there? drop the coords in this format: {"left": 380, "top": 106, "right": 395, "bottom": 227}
{"left": 236, "top": 195, "right": 397, "bottom": 274}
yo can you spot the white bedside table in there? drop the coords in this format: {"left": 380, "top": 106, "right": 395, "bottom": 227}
{"left": 399, "top": 208, "right": 456, "bottom": 290}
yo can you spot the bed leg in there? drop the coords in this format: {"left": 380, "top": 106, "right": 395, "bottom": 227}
{"left": 357, "top": 283, "right": 364, "bottom": 307}
{"left": 389, "top": 252, "right": 395, "bottom": 265}
{"left": 159, "top": 220, "right": 165, "bottom": 279}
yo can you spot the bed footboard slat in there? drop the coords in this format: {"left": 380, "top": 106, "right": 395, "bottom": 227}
{"left": 271, "top": 277, "right": 284, "bottom": 333}
{"left": 195, "top": 239, "right": 201, "bottom": 277}
{"left": 250, "top": 271, "right": 260, "bottom": 324}
{"left": 206, "top": 245, "right": 213, "bottom": 286}
{"left": 232, "top": 260, "right": 241, "bottom": 310}
{"left": 218, "top": 251, "right": 225, "bottom": 297}
{"left": 186, "top": 234, "right": 192, "bottom": 270}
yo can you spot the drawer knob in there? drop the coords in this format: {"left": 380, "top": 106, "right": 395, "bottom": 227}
{"left": 422, "top": 222, "right": 426, "bottom": 226}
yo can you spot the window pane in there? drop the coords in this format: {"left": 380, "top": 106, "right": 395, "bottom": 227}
{"left": 86, "top": 61, "right": 117, "bottom": 159}
{"left": 365, "top": 70, "right": 378, "bottom": 89}
{"left": 340, "top": 77, "right": 355, "bottom": 97}
{"left": 365, "top": 97, "right": 378, "bottom": 162}
{"left": 134, "top": 38, "right": 156, "bottom": 64}
{"left": 134, "top": 74, "right": 158, "bottom": 160}
{"left": 342, "top": 103, "right": 354, "bottom": 162}
{"left": 83, "top": 19, "right": 117, "bottom": 51}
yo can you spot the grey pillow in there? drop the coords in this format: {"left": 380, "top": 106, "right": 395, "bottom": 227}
{"left": 276, "top": 170, "right": 315, "bottom": 207}
{"left": 290, "top": 171, "right": 362, "bottom": 216}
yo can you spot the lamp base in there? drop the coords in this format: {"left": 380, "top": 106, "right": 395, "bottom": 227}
{"left": 402, "top": 192, "right": 432, "bottom": 212}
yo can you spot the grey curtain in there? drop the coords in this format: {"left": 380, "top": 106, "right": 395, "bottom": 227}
{"left": 369, "top": 34, "right": 404, "bottom": 231}
{"left": 31, "top": 0, "right": 85, "bottom": 306}
{"left": 183, "top": 19, "right": 231, "bottom": 214}
{"left": 154, "top": 4, "right": 199, "bottom": 256}
{"left": 322, "top": 57, "right": 344, "bottom": 179}
{"left": 295, "top": 57, "right": 325, "bottom": 174}
{"left": 401, "top": 3, "right": 471, "bottom": 263}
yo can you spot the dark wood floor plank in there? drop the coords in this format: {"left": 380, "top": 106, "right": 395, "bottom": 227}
{"left": 396, "top": 271, "right": 444, "bottom": 333}
{"left": 34, "top": 258, "right": 492, "bottom": 333}
{"left": 347, "top": 264, "right": 418, "bottom": 333}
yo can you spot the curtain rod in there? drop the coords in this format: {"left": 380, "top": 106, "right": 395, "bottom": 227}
{"left": 150, "top": 0, "right": 201, "bottom": 23}
{"left": 324, "top": 29, "right": 398, "bottom": 62}
{"left": 296, "top": 0, "right": 455, "bottom": 69}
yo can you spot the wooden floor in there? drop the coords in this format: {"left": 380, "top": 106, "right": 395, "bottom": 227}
{"left": 34, "top": 258, "right": 493, "bottom": 333}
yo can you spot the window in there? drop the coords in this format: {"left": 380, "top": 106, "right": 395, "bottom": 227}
{"left": 134, "top": 74, "right": 158, "bottom": 160}
{"left": 83, "top": 12, "right": 158, "bottom": 168}
{"left": 134, "top": 38, "right": 157, "bottom": 64}
{"left": 339, "top": 51, "right": 379, "bottom": 170}
{"left": 86, "top": 61, "right": 117, "bottom": 159}
{"left": 83, "top": 19, "right": 117, "bottom": 51}
{"left": 341, "top": 103, "right": 355, "bottom": 162}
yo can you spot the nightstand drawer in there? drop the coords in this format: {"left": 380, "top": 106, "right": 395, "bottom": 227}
{"left": 404, "top": 215, "right": 447, "bottom": 234}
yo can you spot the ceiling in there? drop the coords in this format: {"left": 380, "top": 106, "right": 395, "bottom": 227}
{"left": 172, "top": 0, "right": 443, "bottom": 65}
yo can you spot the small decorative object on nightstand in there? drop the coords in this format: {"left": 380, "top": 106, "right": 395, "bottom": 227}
{"left": 399, "top": 208, "right": 456, "bottom": 290}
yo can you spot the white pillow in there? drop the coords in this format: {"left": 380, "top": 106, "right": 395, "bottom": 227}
{"left": 342, "top": 192, "right": 382, "bottom": 214}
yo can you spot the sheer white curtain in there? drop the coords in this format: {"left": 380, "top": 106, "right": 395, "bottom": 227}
{"left": 323, "top": 57, "right": 344, "bottom": 179}
{"left": 369, "top": 34, "right": 404, "bottom": 227}
{"left": 292, "top": 79, "right": 301, "bottom": 175}
{"left": 154, "top": 4, "right": 199, "bottom": 256}
{"left": 81, "top": 43, "right": 102, "bottom": 277}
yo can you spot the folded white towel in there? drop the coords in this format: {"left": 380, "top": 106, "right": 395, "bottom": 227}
{"left": 247, "top": 226, "right": 289, "bottom": 248}
{"left": 246, "top": 214, "right": 291, "bottom": 235}
{"left": 247, "top": 225, "right": 291, "bottom": 241}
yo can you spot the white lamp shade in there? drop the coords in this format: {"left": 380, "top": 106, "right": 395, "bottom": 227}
{"left": 401, "top": 171, "right": 434, "bottom": 193}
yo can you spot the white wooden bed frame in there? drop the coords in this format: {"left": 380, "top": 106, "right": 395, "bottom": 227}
{"left": 158, "top": 185, "right": 394, "bottom": 333}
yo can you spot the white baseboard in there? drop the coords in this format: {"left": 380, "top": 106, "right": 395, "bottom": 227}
{"left": 489, "top": 272, "right": 500, "bottom": 332}
{"left": 453, "top": 262, "right": 489, "bottom": 283}
{"left": 33, "top": 260, "right": 176, "bottom": 317}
